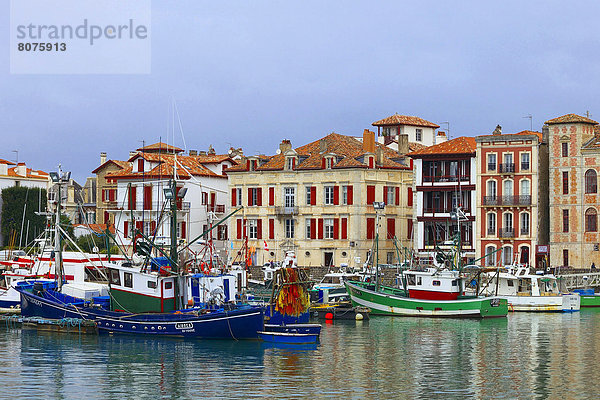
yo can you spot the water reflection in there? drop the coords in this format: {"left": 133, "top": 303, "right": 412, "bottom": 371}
{"left": 1, "top": 313, "right": 600, "bottom": 399}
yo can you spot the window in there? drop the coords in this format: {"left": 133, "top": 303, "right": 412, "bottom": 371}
{"left": 487, "top": 179, "right": 497, "bottom": 197}
{"left": 503, "top": 212, "right": 513, "bottom": 231}
{"left": 485, "top": 246, "right": 496, "bottom": 266}
{"left": 325, "top": 157, "right": 334, "bottom": 169}
{"left": 520, "top": 213, "right": 530, "bottom": 236}
{"left": 487, "top": 153, "right": 496, "bottom": 171}
{"left": 563, "top": 209, "right": 569, "bottom": 233}
{"left": 502, "top": 246, "right": 513, "bottom": 266}
{"left": 342, "top": 186, "right": 349, "bottom": 205}
{"left": 586, "top": 208, "right": 598, "bottom": 232}
{"left": 124, "top": 272, "right": 133, "bottom": 288}
{"left": 108, "top": 269, "right": 121, "bottom": 286}
{"left": 217, "top": 225, "right": 228, "bottom": 240}
{"left": 284, "top": 187, "right": 295, "bottom": 207}
{"left": 286, "top": 157, "right": 295, "bottom": 170}
{"left": 521, "top": 153, "right": 530, "bottom": 171}
{"left": 487, "top": 213, "right": 496, "bottom": 235}
{"left": 562, "top": 171, "right": 569, "bottom": 195}
{"left": 201, "top": 192, "right": 208, "bottom": 205}
{"left": 305, "top": 186, "right": 312, "bottom": 205}
{"left": 586, "top": 169, "right": 597, "bottom": 194}
{"left": 504, "top": 153, "right": 513, "bottom": 165}
{"left": 416, "top": 129, "right": 422, "bottom": 142}
{"left": 324, "top": 186, "right": 334, "bottom": 205}
{"left": 147, "top": 280, "right": 157, "bottom": 289}
{"left": 285, "top": 219, "right": 295, "bottom": 238}
{"left": 305, "top": 218, "right": 312, "bottom": 239}
{"left": 248, "top": 219, "right": 258, "bottom": 239}
{"left": 232, "top": 187, "right": 242, "bottom": 206}
{"left": 520, "top": 179, "right": 530, "bottom": 197}
{"left": 324, "top": 218, "right": 334, "bottom": 239}
{"left": 165, "top": 282, "right": 173, "bottom": 290}
{"left": 562, "top": 142, "right": 569, "bottom": 157}
{"left": 563, "top": 249, "right": 569, "bottom": 267}
{"left": 386, "top": 186, "right": 395, "bottom": 205}
{"left": 432, "top": 280, "right": 441, "bottom": 286}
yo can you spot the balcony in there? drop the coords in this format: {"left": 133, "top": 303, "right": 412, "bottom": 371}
{"left": 487, "top": 228, "right": 496, "bottom": 236}
{"left": 423, "top": 175, "right": 470, "bottom": 183}
{"left": 500, "top": 228, "right": 514, "bottom": 238}
{"left": 275, "top": 206, "right": 299, "bottom": 216}
{"left": 521, "top": 163, "right": 530, "bottom": 171}
{"left": 487, "top": 163, "right": 497, "bottom": 172}
{"left": 520, "top": 228, "right": 530, "bottom": 236}
{"left": 498, "top": 163, "right": 515, "bottom": 173}
{"left": 483, "top": 195, "right": 531, "bottom": 206}
{"left": 423, "top": 207, "right": 471, "bottom": 214}
{"left": 207, "top": 204, "right": 226, "bottom": 213}
{"left": 125, "top": 201, "right": 191, "bottom": 212}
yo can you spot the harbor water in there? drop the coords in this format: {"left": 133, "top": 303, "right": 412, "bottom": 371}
{"left": 1, "top": 311, "right": 599, "bottom": 399}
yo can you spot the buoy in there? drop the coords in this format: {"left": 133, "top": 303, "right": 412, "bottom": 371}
{"left": 355, "top": 313, "right": 364, "bottom": 321}
{"left": 325, "top": 312, "right": 334, "bottom": 320}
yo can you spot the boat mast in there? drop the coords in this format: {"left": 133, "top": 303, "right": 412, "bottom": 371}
{"left": 373, "top": 202, "right": 385, "bottom": 291}
{"left": 49, "top": 166, "right": 69, "bottom": 291}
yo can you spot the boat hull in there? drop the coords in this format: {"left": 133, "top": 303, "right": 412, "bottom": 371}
{"left": 17, "top": 287, "right": 264, "bottom": 339}
{"left": 345, "top": 281, "right": 507, "bottom": 318}
{"left": 504, "top": 294, "right": 580, "bottom": 312}
{"left": 258, "top": 331, "right": 319, "bottom": 344}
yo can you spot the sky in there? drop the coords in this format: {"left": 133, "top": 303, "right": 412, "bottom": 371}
{"left": 2, "top": 0, "right": 600, "bottom": 182}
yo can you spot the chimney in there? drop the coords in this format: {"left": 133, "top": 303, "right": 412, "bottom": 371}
{"left": 100, "top": 152, "right": 107, "bottom": 165}
{"left": 542, "top": 124, "right": 549, "bottom": 144}
{"left": 397, "top": 134, "right": 409, "bottom": 155}
{"left": 319, "top": 139, "right": 328, "bottom": 153}
{"left": 492, "top": 125, "right": 502, "bottom": 135}
{"left": 279, "top": 139, "right": 292, "bottom": 154}
{"left": 189, "top": 150, "right": 198, "bottom": 156}
{"left": 208, "top": 145, "right": 216, "bottom": 155}
{"left": 16, "top": 162, "right": 26, "bottom": 176}
{"left": 129, "top": 151, "right": 137, "bottom": 158}
{"left": 199, "top": 151, "right": 207, "bottom": 156}
{"left": 376, "top": 147, "right": 384, "bottom": 165}
{"left": 363, "top": 129, "right": 375, "bottom": 153}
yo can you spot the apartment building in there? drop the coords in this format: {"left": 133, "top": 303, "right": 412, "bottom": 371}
{"left": 372, "top": 113, "right": 447, "bottom": 148}
{"left": 225, "top": 130, "right": 413, "bottom": 268}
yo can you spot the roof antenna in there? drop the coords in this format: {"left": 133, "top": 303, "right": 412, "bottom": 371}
{"left": 523, "top": 114, "right": 532, "bottom": 131}
{"left": 441, "top": 122, "right": 450, "bottom": 140}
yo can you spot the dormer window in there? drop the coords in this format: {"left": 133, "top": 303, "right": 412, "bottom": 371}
{"left": 286, "top": 156, "right": 296, "bottom": 170}
{"left": 247, "top": 159, "right": 258, "bottom": 171}
{"left": 137, "top": 158, "right": 144, "bottom": 172}
{"left": 325, "top": 157, "right": 334, "bottom": 169}
{"left": 368, "top": 156, "right": 374, "bottom": 168}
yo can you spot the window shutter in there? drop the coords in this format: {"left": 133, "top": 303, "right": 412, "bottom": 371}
{"left": 321, "top": 158, "right": 326, "bottom": 169}
{"left": 387, "top": 218, "right": 395, "bottom": 239}
{"left": 347, "top": 185, "right": 353, "bottom": 205}
{"left": 243, "top": 219, "right": 247, "bottom": 238}
{"left": 367, "top": 185, "right": 375, "bottom": 205}
{"left": 269, "top": 219, "right": 275, "bottom": 240}
{"left": 248, "top": 188, "right": 253, "bottom": 206}
{"left": 102, "top": 190, "right": 105, "bottom": 202}
{"left": 310, "top": 218, "right": 316, "bottom": 239}
{"left": 292, "top": 158, "right": 296, "bottom": 169}
{"left": 407, "top": 219, "right": 413, "bottom": 238}
{"left": 110, "top": 190, "right": 116, "bottom": 202}
{"left": 407, "top": 187, "right": 413, "bottom": 207}
{"left": 124, "top": 221, "right": 129, "bottom": 238}
{"left": 367, "top": 217, "right": 375, "bottom": 239}
{"left": 396, "top": 187, "right": 400, "bottom": 206}
{"left": 333, "top": 186, "right": 339, "bottom": 205}
{"left": 136, "top": 221, "right": 143, "bottom": 233}
{"left": 368, "top": 157, "right": 374, "bottom": 168}
{"left": 257, "top": 188, "right": 263, "bottom": 206}
{"left": 257, "top": 219, "right": 262, "bottom": 239}
{"left": 383, "top": 186, "right": 388, "bottom": 204}
{"left": 128, "top": 186, "right": 136, "bottom": 210}
{"left": 311, "top": 186, "right": 316, "bottom": 205}
{"left": 341, "top": 218, "right": 347, "bottom": 239}
{"left": 318, "top": 218, "right": 324, "bottom": 239}
{"left": 237, "top": 219, "right": 242, "bottom": 239}
{"left": 181, "top": 221, "right": 186, "bottom": 239}
{"left": 333, "top": 218, "right": 339, "bottom": 239}
{"left": 151, "top": 221, "right": 156, "bottom": 235}
{"left": 269, "top": 187, "right": 274, "bottom": 206}
{"left": 231, "top": 188, "right": 237, "bottom": 206}
{"left": 144, "top": 185, "right": 152, "bottom": 210}
{"left": 409, "top": 158, "right": 413, "bottom": 169}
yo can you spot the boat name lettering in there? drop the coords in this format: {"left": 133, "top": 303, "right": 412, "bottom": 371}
{"left": 490, "top": 298, "right": 500, "bottom": 307}
{"left": 29, "top": 297, "right": 43, "bottom": 307}
{"left": 175, "top": 322, "right": 193, "bottom": 330}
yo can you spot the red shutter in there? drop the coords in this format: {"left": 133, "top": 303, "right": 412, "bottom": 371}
{"left": 248, "top": 188, "right": 253, "bottom": 206}
{"left": 387, "top": 218, "right": 395, "bottom": 239}
{"left": 137, "top": 158, "right": 144, "bottom": 172}
{"left": 333, "top": 218, "right": 339, "bottom": 239}
{"left": 124, "top": 221, "right": 129, "bottom": 238}
{"left": 407, "top": 187, "right": 413, "bottom": 207}
{"left": 144, "top": 185, "right": 152, "bottom": 210}
{"left": 269, "top": 219, "right": 275, "bottom": 240}
{"left": 341, "top": 218, "right": 348, "bottom": 239}
{"left": 231, "top": 188, "right": 237, "bottom": 206}
{"left": 383, "top": 186, "right": 388, "bottom": 204}
{"left": 347, "top": 185, "right": 353, "bottom": 205}
{"left": 128, "top": 186, "right": 136, "bottom": 210}
{"left": 409, "top": 158, "right": 413, "bottom": 169}
{"left": 321, "top": 158, "right": 326, "bottom": 169}
{"left": 269, "top": 187, "right": 274, "bottom": 206}
{"left": 407, "top": 219, "right": 413, "bottom": 238}
{"left": 257, "top": 188, "right": 262, "bottom": 206}
{"left": 102, "top": 190, "right": 105, "bottom": 202}
{"left": 243, "top": 219, "right": 247, "bottom": 238}
{"left": 292, "top": 158, "right": 296, "bottom": 169}
{"left": 396, "top": 187, "right": 400, "bottom": 206}
{"left": 368, "top": 157, "right": 374, "bottom": 168}
{"left": 333, "top": 186, "right": 339, "bottom": 205}
{"left": 367, "top": 185, "right": 375, "bottom": 205}
{"left": 367, "top": 217, "right": 375, "bottom": 240}
{"left": 237, "top": 219, "right": 242, "bottom": 239}
{"left": 311, "top": 186, "right": 316, "bottom": 205}
{"left": 111, "top": 189, "right": 116, "bottom": 202}
{"left": 257, "top": 219, "right": 262, "bottom": 239}
{"left": 310, "top": 218, "right": 316, "bottom": 239}
{"left": 210, "top": 192, "right": 216, "bottom": 207}
{"left": 104, "top": 211, "right": 109, "bottom": 224}
{"left": 135, "top": 221, "right": 143, "bottom": 234}
{"left": 318, "top": 218, "right": 324, "bottom": 239}
{"left": 151, "top": 221, "right": 156, "bottom": 235}
{"left": 181, "top": 221, "right": 186, "bottom": 239}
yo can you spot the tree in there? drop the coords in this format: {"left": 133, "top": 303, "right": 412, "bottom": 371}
{"left": 1, "top": 186, "right": 47, "bottom": 247}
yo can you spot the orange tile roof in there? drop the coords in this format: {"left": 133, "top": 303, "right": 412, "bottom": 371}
{"left": 4, "top": 166, "right": 48, "bottom": 180}
{"left": 195, "top": 154, "right": 234, "bottom": 164}
{"left": 476, "top": 130, "right": 543, "bottom": 142}
{"left": 0, "top": 159, "right": 16, "bottom": 165}
{"left": 106, "top": 153, "right": 224, "bottom": 180}
{"left": 227, "top": 132, "right": 410, "bottom": 172}
{"left": 372, "top": 113, "right": 440, "bottom": 128}
{"left": 407, "top": 136, "right": 476, "bottom": 157}
{"left": 545, "top": 114, "right": 598, "bottom": 125}
{"left": 74, "top": 223, "right": 116, "bottom": 234}
{"left": 136, "top": 142, "right": 184, "bottom": 153}
{"left": 92, "top": 159, "right": 129, "bottom": 174}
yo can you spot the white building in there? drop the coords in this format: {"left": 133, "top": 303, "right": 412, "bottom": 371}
{"left": 372, "top": 113, "right": 448, "bottom": 149}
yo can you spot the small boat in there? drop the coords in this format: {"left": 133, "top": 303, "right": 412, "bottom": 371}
{"left": 258, "top": 331, "right": 319, "bottom": 344}
{"left": 573, "top": 289, "right": 600, "bottom": 308}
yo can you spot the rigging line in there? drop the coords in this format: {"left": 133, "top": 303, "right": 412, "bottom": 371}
{"left": 57, "top": 225, "right": 109, "bottom": 282}
{"left": 173, "top": 99, "right": 187, "bottom": 152}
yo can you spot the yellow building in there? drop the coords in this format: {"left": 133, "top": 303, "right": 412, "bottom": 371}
{"left": 226, "top": 130, "right": 413, "bottom": 268}
{"left": 93, "top": 152, "right": 129, "bottom": 226}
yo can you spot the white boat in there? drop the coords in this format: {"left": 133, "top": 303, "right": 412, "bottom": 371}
{"left": 477, "top": 265, "right": 580, "bottom": 312}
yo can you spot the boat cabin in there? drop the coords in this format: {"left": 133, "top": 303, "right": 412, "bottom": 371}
{"left": 403, "top": 268, "right": 462, "bottom": 300}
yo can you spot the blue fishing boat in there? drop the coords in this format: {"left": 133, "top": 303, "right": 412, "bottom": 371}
{"left": 263, "top": 323, "right": 321, "bottom": 335}
{"left": 258, "top": 331, "right": 319, "bottom": 344}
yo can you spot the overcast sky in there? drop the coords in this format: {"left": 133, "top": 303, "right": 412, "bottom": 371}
{"left": 2, "top": 1, "right": 600, "bottom": 182}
